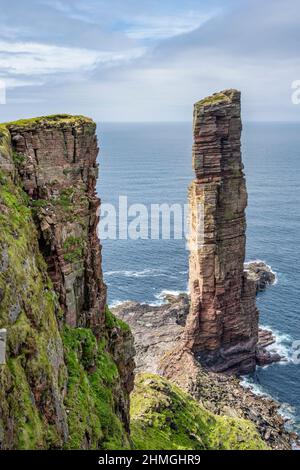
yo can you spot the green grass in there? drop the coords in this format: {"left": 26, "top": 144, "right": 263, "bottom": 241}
{"left": 3, "top": 114, "right": 95, "bottom": 129}
{"left": 0, "top": 169, "right": 67, "bottom": 449}
{"left": 195, "top": 92, "right": 231, "bottom": 109}
{"left": 12, "top": 151, "right": 26, "bottom": 167}
{"left": 105, "top": 305, "right": 130, "bottom": 332}
{"left": 62, "top": 326, "right": 130, "bottom": 450}
{"left": 131, "top": 373, "right": 268, "bottom": 451}
{"left": 63, "top": 235, "right": 84, "bottom": 263}
{"left": 0, "top": 124, "right": 12, "bottom": 160}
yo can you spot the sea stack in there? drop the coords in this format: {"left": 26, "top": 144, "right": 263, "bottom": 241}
{"left": 185, "top": 89, "right": 259, "bottom": 374}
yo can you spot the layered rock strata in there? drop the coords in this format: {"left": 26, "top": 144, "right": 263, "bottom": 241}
{"left": 185, "top": 90, "right": 259, "bottom": 374}
{"left": 7, "top": 116, "right": 106, "bottom": 334}
{"left": 0, "top": 117, "right": 134, "bottom": 449}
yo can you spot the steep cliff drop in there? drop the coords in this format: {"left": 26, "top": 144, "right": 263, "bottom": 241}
{"left": 8, "top": 116, "right": 106, "bottom": 333}
{"left": 185, "top": 90, "right": 259, "bottom": 374}
{"left": 0, "top": 116, "right": 134, "bottom": 449}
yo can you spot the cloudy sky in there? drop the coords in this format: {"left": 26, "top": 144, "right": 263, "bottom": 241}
{"left": 1, "top": 0, "right": 300, "bottom": 121}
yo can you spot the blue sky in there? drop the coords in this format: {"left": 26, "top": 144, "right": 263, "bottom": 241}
{"left": 1, "top": 0, "right": 300, "bottom": 121}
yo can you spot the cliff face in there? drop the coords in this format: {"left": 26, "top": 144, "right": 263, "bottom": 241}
{"left": 7, "top": 116, "right": 106, "bottom": 333}
{"left": 0, "top": 117, "right": 134, "bottom": 449}
{"left": 185, "top": 90, "right": 259, "bottom": 374}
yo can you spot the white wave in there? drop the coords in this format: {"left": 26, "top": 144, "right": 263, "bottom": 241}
{"left": 279, "top": 403, "right": 297, "bottom": 426}
{"left": 155, "top": 289, "right": 186, "bottom": 299}
{"left": 260, "top": 324, "right": 293, "bottom": 364}
{"left": 109, "top": 299, "right": 131, "bottom": 308}
{"left": 104, "top": 268, "right": 169, "bottom": 278}
{"left": 109, "top": 288, "right": 188, "bottom": 308}
{"left": 148, "top": 299, "right": 166, "bottom": 307}
{"left": 241, "top": 377, "right": 298, "bottom": 431}
{"left": 240, "top": 377, "right": 269, "bottom": 397}
{"left": 151, "top": 289, "right": 188, "bottom": 306}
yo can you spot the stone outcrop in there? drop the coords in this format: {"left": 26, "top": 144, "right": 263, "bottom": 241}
{"left": 244, "top": 261, "right": 276, "bottom": 292}
{"left": 185, "top": 90, "right": 259, "bottom": 374}
{"left": 0, "top": 116, "right": 134, "bottom": 449}
{"left": 112, "top": 294, "right": 189, "bottom": 373}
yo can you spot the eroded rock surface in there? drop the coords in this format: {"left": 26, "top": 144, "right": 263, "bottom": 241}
{"left": 185, "top": 90, "right": 259, "bottom": 374}
{"left": 112, "top": 294, "right": 189, "bottom": 373}
{"left": 113, "top": 294, "right": 296, "bottom": 450}
{"left": 7, "top": 116, "right": 106, "bottom": 334}
{"left": 0, "top": 116, "right": 134, "bottom": 449}
{"left": 245, "top": 261, "right": 276, "bottom": 292}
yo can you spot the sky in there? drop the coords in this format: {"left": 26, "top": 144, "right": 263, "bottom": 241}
{"left": 1, "top": 0, "right": 300, "bottom": 122}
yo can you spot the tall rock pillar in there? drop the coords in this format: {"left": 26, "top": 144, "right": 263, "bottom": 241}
{"left": 185, "top": 90, "right": 258, "bottom": 374}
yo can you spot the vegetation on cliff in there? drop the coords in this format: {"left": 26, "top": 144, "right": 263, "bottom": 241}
{"left": 0, "top": 167, "right": 132, "bottom": 448}
{"left": 131, "top": 374, "right": 268, "bottom": 450}
{"left": 0, "top": 113, "right": 274, "bottom": 451}
{"left": 5, "top": 114, "right": 95, "bottom": 130}
{"left": 0, "top": 125, "right": 11, "bottom": 160}
{"left": 195, "top": 91, "right": 231, "bottom": 109}
{"left": 0, "top": 167, "right": 68, "bottom": 449}
{"left": 0, "top": 121, "right": 132, "bottom": 450}
{"left": 62, "top": 325, "right": 130, "bottom": 450}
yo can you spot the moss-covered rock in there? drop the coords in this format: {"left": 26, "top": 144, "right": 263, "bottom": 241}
{"left": 0, "top": 123, "right": 134, "bottom": 449}
{"left": 0, "top": 168, "right": 68, "bottom": 449}
{"left": 105, "top": 305, "right": 130, "bottom": 332}
{"left": 195, "top": 91, "right": 232, "bottom": 109}
{"left": 62, "top": 326, "right": 131, "bottom": 450}
{"left": 0, "top": 170, "right": 133, "bottom": 449}
{"left": 5, "top": 114, "right": 95, "bottom": 130}
{"left": 130, "top": 373, "right": 268, "bottom": 450}
{"left": 0, "top": 125, "right": 11, "bottom": 160}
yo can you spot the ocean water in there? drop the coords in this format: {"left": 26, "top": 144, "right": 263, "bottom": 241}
{"left": 97, "top": 122, "right": 300, "bottom": 433}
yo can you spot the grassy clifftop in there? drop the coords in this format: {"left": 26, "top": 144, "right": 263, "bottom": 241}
{"left": 4, "top": 114, "right": 95, "bottom": 130}
{"left": 131, "top": 373, "right": 268, "bottom": 450}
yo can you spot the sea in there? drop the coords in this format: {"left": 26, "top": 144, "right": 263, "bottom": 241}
{"left": 96, "top": 122, "right": 300, "bottom": 435}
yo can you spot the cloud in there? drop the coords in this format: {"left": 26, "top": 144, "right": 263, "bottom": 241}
{"left": 151, "top": 0, "right": 300, "bottom": 60}
{"left": 123, "top": 12, "right": 214, "bottom": 40}
{"left": 1, "top": 0, "right": 300, "bottom": 121}
{"left": 0, "top": 40, "right": 145, "bottom": 85}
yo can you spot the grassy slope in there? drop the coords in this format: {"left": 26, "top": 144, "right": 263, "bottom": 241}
{"left": 131, "top": 373, "right": 268, "bottom": 450}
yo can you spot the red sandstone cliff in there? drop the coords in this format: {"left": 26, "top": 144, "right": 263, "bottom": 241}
{"left": 185, "top": 90, "right": 259, "bottom": 374}
{"left": 0, "top": 116, "right": 134, "bottom": 448}
{"left": 7, "top": 116, "right": 106, "bottom": 334}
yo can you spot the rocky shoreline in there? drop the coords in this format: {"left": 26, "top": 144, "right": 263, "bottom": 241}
{"left": 112, "top": 268, "right": 298, "bottom": 450}
{"left": 244, "top": 260, "right": 277, "bottom": 292}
